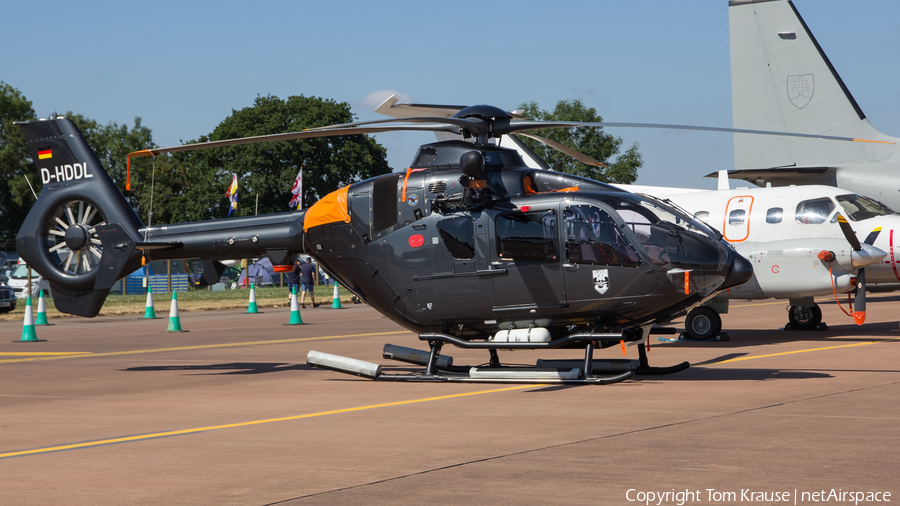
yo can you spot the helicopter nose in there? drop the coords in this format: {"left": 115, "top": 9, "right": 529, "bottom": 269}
{"left": 722, "top": 252, "right": 754, "bottom": 289}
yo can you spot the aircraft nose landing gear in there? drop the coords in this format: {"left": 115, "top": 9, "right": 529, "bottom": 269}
{"left": 785, "top": 304, "right": 826, "bottom": 331}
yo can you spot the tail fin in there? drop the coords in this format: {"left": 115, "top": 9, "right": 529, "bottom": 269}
{"left": 729, "top": 0, "right": 898, "bottom": 169}
{"left": 15, "top": 117, "right": 145, "bottom": 317}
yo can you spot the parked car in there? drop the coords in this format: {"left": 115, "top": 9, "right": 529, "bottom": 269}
{"left": 0, "top": 284, "right": 16, "bottom": 313}
{"left": 7, "top": 262, "right": 51, "bottom": 299}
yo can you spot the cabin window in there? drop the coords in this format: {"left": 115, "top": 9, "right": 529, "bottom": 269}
{"left": 496, "top": 210, "right": 557, "bottom": 261}
{"left": 728, "top": 209, "right": 746, "bottom": 226}
{"left": 694, "top": 211, "right": 709, "bottom": 223}
{"left": 795, "top": 198, "right": 835, "bottom": 224}
{"left": 564, "top": 205, "right": 641, "bottom": 267}
{"left": 437, "top": 216, "right": 475, "bottom": 260}
{"left": 766, "top": 207, "right": 783, "bottom": 224}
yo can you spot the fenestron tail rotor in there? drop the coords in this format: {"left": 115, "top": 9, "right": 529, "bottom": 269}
{"left": 45, "top": 200, "right": 106, "bottom": 276}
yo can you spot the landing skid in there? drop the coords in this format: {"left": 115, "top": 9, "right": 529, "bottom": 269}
{"left": 307, "top": 327, "right": 689, "bottom": 385}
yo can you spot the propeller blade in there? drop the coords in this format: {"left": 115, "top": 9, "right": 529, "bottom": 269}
{"left": 836, "top": 214, "right": 862, "bottom": 251}
{"left": 513, "top": 132, "right": 607, "bottom": 167}
{"left": 864, "top": 227, "right": 882, "bottom": 245}
{"left": 853, "top": 268, "right": 866, "bottom": 325}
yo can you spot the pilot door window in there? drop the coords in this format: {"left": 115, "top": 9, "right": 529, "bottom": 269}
{"left": 436, "top": 216, "right": 475, "bottom": 260}
{"left": 495, "top": 210, "right": 558, "bottom": 261}
{"left": 564, "top": 206, "right": 641, "bottom": 268}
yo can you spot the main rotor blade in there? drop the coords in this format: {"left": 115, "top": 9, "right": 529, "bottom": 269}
{"left": 505, "top": 120, "right": 895, "bottom": 145}
{"left": 513, "top": 132, "right": 607, "bottom": 167}
{"left": 836, "top": 213, "right": 862, "bottom": 251}
{"left": 303, "top": 115, "right": 489, "bottom": 134}
{"left": 130, "top": 123, "right": 462, "bottom": 158}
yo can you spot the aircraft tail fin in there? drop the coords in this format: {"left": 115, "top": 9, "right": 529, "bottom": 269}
{"left": 729, "top": 0, "right": 897, "bottom": 169}
{"left": 15, "top": 117, "right": 145, "bottom": 317}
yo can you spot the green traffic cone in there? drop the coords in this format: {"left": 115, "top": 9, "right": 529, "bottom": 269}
{"left": 330, "top": 283, "right": 343, "bottom": 309}
{"left": 165, "top": 291, "right": 185, "bottom": 332}
{"left": 286, "top": 286, "right": 304, "bottom": 325}
{"left": 35, "top": 289, "right": 49, "bottom": 325}
{"left": 144, "top": 286, "right": 157, "bottom": 319}
{"left": 17, "top": 296, "right": 39, "bottom": 342}
{"left": 247, "top": 283, "right": 259, "bottom": 314}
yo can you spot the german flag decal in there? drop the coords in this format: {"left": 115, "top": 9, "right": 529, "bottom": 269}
{"left": 38, "top": 149, "right": 52, "bottom": 160}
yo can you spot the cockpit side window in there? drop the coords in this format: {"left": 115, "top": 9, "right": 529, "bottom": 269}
{"left": 496, "top": 210, "right": 558, "bottom": 261}
{"left": 836, "top": 194, "right": 894, "bottom": 221}
{"left": 694, "top": 211, "right": 709, "bottom": 223}
{"left": 564, "top": 206, "right": 641, "bottom": 267}
{"left": 795, "top": 198, "right": 836, "bottom": 224}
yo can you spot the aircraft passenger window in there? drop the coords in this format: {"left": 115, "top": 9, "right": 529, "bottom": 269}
{"left": 693, "top": 211, "right": 709, "bottom": 223}
{"left": 728, "top": 210, "right": 746, "bottom": 226}
{"left": 564, "top": 206, "right": 641, "bottom": 267}
{"left": 436, "top": 216, "right": 475, "bottom": 260}
{"left": 836, "top": 194, "right": 894, "bottom": 221}
{"left": 766, "top": 208, "right": 783, "bottom": 224}
{"left": 496, "top": 210, "right": 557, "bottom": 261}
{"left": 795, "top": 198, "right": 835, "bottom": 224}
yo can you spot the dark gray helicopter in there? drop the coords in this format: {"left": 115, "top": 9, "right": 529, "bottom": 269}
{"left": 26, "top": 104, "right": 870, "bottom": 385}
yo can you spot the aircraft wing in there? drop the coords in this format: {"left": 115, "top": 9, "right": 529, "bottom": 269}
{"left": 704, "top": 167, "right": 837, "bottom": 187}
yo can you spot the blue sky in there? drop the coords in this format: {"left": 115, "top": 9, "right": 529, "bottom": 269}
{"left": 3, "top": 1, "right": 899, "bottom": 189}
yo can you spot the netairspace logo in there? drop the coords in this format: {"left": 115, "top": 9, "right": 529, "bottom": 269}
{"left": 626, "top": 488, "right": 891, "bottom": 506}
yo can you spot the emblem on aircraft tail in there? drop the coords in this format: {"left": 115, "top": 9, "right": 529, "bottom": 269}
{"left": 593, "top": 269, "right": 609, "bottom": 295}
{"left": 787, "top": 74, "right": 814, "bottom": 109}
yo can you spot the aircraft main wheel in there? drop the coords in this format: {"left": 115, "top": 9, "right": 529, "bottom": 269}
{"left": 684, "top": 306, "right": 722, "bottom": 340}
{"left": 787, "top": 305, "right": 822, "bottom": 330}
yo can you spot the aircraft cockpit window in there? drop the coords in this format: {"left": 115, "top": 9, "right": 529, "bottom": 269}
{"left": 564, "top": 206, "right": 641, "bottom": 267}
{"left": 766, "top": 208, "right": 783, "bottom": 224}
{"left": 795, "top": 198, "right": 835, "bottom": 224}
{"left": 728, "top": 210, "right": 746, "bottom": 226}
{"left": 437, "top": 216, "right": 475, "bottom": 260}
{"left": 836, "top": 194, "right": 894, "bottom": 221}
{"left": 694, "top": 211, "right": 709, "bottom": 223}
{"left": 496, "top": 210, "right": 558, "bottom": 261}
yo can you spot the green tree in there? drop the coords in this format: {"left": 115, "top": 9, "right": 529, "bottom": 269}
{"left": 0, "top": 82, "right": 37, "bottom": 248}
{"left": 517, "top": 99, "right": 642, "bottom": 184}
{"left": 156, "top": 94, "right": 391, "bottom": 222}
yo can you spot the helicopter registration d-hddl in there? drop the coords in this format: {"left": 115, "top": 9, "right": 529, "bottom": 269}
{"left": 25, "top": 104, "right": 879, "bottom": 385}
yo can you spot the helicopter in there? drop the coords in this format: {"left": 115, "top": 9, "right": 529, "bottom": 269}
{"left": 19, "top": 103, "right": 883, "bottom": 385}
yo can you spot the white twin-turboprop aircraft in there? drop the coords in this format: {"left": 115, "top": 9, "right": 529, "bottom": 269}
{"left": 615, "top": 177, "right": 897, "bottom": 339}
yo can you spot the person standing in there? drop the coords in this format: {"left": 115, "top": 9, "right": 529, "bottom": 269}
{"left": 286, "top": 257, "right": 301, "bottom": 305}
{"left": 300, "top": 257, "right": 319, "bottom": 309}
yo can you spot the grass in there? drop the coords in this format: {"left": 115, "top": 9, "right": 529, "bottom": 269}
{"left": 0, "top": 284, "right": 354, "bottom": 322}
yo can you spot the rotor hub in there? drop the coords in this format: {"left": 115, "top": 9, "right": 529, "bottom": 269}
{"left": 64, "top": 224, "right": 89, "bottom": 251}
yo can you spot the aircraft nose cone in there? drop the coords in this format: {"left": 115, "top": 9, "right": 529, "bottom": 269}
{"left": 851, "top": 244, "right": 887, "bottom": 269}
{"left": 723, "top": 252, "right": 753, "bottom": 289}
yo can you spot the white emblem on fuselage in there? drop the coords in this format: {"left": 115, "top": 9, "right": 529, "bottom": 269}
{"left": 593, "top": 269, "right": 609, "bottom": 295}
{"left": 40, "top": 162, "right": 94, "bottom": 184}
